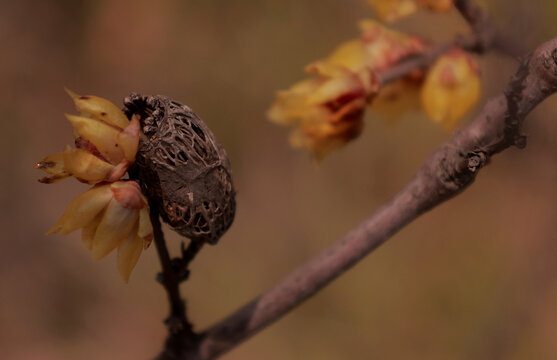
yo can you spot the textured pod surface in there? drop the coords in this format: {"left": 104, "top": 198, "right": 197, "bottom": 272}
{"left": 124, "top": 94, "right": 235, "bottom": 244}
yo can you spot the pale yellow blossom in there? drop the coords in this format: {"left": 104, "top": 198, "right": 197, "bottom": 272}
{"left": 35, "top": 89, "right": 139, "bottom": 184}
{"left": 47, "top": 181, "right": 153, "bottom": 282}
{"left": 269, "top": 61, "right": 378, "bottom": 160}
{"left": 269, "top": 21, "right": 427, "bottom": 159}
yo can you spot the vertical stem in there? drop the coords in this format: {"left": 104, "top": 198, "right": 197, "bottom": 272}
{"left": 150, "top": 202, "right": 196, "bottom": 358}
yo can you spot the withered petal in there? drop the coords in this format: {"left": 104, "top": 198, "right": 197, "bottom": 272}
{"left": 35, "top": 152, "right": 70, "bottom": 183}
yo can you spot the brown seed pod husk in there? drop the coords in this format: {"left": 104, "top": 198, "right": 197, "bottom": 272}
{"left": 124, "top": 94, "right": 235, "bottom": 245}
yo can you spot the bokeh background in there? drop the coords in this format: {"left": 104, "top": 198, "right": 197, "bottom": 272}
{"left": 2, "top": 0, "right": 557, "bottom": 359}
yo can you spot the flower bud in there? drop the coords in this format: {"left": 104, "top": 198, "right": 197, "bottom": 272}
{"left": 421, "top": 48, "right": 481, "bottom": 129}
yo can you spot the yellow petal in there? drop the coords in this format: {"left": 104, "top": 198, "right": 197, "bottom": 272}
{"left": 367, "top": 0, "right": 418, "bottom": 22}
{"left": 305, "top": 61, "right": 351, "bottom": 78}
{"left": 46, "top": 184, "right": 113, "bottom": 235}
{"left": 65, "top": 88, "right": 130, "bottom": 129}
{"left": 117, "top": 227, "right": 143, "bottom": 283}
{"left": 63, "top": 146, "right": 115, "bottom": 184}
{"left": 358, "top": 20, "right": 427, "bottom": 71}
{"left": 327, "top": 39, "right": 369, "bottom": 73}
{"left": 91, "top": 199, "right": 138, "bottom": 260}
{"left": 34, "top": 152, "right": 70, "bottom": 183}
{"left": 421, "top": 49, "right": 481, "bottom": 129}
{"left": 137, "top": 207, "right": 153, "bottom": 249}
{"left": 267, "top": 78, "right": 323, "bottom": 126}
{"left": 298, "top": 97, "right": 366, "bottom": 160}
{"left": 307, "top": 75, "right": 363, "bottom": 106}
{"left": 65, "top": 114, "right": 123, "bottom": 164}
{"left": 82, "top": 211, "right": 104, "bottom": 250}
{"left": 117, "top": 114, "right": 140, "bottom": 162}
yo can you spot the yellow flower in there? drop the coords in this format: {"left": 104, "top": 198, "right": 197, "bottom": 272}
{"left": 326, "top": 20, "right": 427, "bottom": 74}
{"left": 35, "top": 89, "right": 140, "bottom": 184}
{"left": 47, "top": 181, "right": 153, "bottom": 282}
{"left": 421, "top": 48, "right": 481, "bottom": 129}
{"left": 367, "top": 0, "right": 453, "bottom": 22}
{"left": 269, "top": 20, "right": 426, "bottom": 159}
{"left": 268, "top": 61, "right": 379, "bottom": 160}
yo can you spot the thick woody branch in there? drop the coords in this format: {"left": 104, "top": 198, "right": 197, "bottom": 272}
{"left": 183, "top": 37, "right": 557, "bottom": 360}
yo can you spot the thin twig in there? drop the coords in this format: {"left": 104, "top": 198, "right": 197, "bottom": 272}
{"left": 150, "top": 203, "right": 197, "bottom": 359}
{"left": 380, "top": 0, "right": 518, "bottom": 85}
{"left": 454, "top": 0, "right": 526, "bottom": 58}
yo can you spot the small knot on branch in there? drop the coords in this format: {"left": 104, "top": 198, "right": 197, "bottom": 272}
{"left": 166, "top": 312, "right": 188, "bottom": 335}
{"left": 466, "top": 150, "right": 488, "bottom": 172}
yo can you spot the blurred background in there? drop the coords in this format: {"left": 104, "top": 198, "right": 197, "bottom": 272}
{"left": 2, "top": 0, "right": 557, "bottom": 359}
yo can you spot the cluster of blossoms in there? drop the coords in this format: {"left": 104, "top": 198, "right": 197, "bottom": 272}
{"left": 268, "top": 0, "right": 480, "bottom": 160}
{"left": 35, "top": 90, "right": 153, "bottom": 282}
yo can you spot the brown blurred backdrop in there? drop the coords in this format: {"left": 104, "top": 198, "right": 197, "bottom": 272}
{"left": 2, "top": 0, "right": 557, "bottom": 359}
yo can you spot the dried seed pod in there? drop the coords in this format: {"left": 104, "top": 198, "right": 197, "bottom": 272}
{"left": 124, "top": 94, "right": 235, "bottom": 244}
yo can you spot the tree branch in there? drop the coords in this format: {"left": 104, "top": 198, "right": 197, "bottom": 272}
{"left": 184, "top": 37, "right": 557, "bottom": 360}
{"left": 152, "top": 2, "right": 543, "bottom": 358}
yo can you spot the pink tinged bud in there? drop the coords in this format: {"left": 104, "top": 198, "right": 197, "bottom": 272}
{"left": 110, "top": 181, "right": 147, "bottom": 210}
